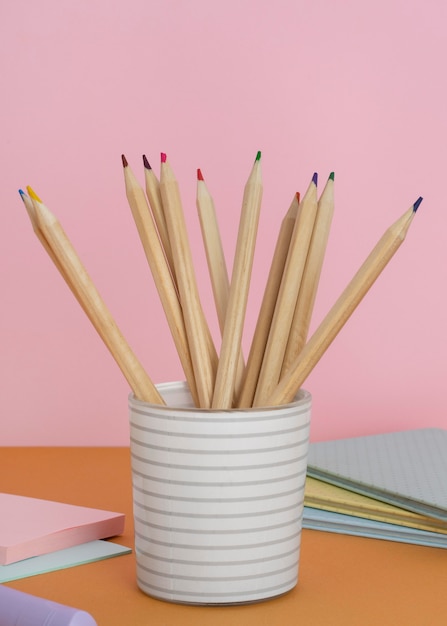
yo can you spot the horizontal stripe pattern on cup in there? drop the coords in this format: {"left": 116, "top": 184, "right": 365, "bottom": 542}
{"left": 128, "top": 381, "right": 311, "bottom": 604}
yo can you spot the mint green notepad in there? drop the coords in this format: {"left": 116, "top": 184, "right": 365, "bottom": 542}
{"left": 0, "top": 541, "right": 131, "bottom": 582}
{"left": 307, "top": 428, "right": 447, "bottom": 522}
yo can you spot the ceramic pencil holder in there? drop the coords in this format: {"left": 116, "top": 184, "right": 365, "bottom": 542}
{"left": 128, "top": 381, "right": 312, "bottom": 605}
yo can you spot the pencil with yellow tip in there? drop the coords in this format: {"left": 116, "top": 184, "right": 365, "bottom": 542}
{"left": 267, "top": 197, "right": 422, "bottom": 407}
{"left": 212, "top": 151, "right": 263, "bottom": 409}
{"left": 24, "top": 186, "right": 164, "bottom": 405}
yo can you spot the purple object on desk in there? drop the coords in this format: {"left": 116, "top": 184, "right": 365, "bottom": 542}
{"left": 0, "top": 586, "right": 97, "bottom": 626}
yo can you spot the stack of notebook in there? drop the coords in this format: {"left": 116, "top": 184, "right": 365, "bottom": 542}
{"left": 303, "top": 428, "right": 447, "bottom": 548}
{"left": 0, "top": 494, "right": 131, "bottom": 582}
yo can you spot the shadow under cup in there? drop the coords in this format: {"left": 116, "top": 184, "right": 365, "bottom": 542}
{"left": 128, "top": 381, "right": 312, "bottom": 605}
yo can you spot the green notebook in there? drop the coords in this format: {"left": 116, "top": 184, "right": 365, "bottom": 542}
{"left": 307, "top": 428, "right": 447, "bottom": 522}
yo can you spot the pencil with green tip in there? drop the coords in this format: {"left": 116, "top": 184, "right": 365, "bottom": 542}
{"left": 281, "top": 172, "right": 335, "bottom": 377}
{"left": 267, "top": 198, "right": 422, "bottom": 407}
{"left": 212, "top": 151, "right": 263, "bottom": 409}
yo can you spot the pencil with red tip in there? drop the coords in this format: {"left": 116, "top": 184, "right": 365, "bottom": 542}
{"left": 142, "top": 154, "right": 176, "bottom": 283}
{"left": 160, "top": 154, "right": 218, "bottom": 408}
{"left": 121, "top": 155, "right": 199, "bottom": 405}
{"left": 237, "top": 191, "right": 300, "bottom": 408}
{"left": 253, "top": 173, "right": 319, "bottom": 407}
{"left": 196, "top": 168, "right": 245, "bottom": 399}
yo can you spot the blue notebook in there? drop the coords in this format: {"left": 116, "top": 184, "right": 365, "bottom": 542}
{"left": 307, "top": 428, "right": 447, "bottom": 522}
{"left": 302, "top": 507, "right": 447, "bottom": 549}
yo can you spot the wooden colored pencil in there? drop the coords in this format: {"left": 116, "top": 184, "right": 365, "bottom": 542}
{"left": 196, "top": 168, "right": 245, "bottom": 399}
{"left": 237, "top": 191, "right": 300, "bottom": 408}
{"left": 253, "top": 174, "right": 318, "bottom": 407}
{"left": 142, "top": 155, "right": 176, "bottom": 283}
{"left": 212, "top": 152, "right": 263, "bottom": 409}
{"left": 20, "top": 189, "right": 94, "bottom": 323}
{"left": 159, "top": 154, "right": 218, "bottom": 408}
{"left": 281, "top": 172, "right": 335, "bottom": 376}
{"left": 25, "top": 187, "right": 164, "bottom": 405}
{"left": 266, "top": 198, "right": 422, "bottom": 406}
{"left": 122, "top": 156, "right": 199, "bottom": 406}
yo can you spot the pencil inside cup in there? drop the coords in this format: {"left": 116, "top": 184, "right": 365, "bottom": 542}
{"left": 267, "top": 197, "right": 422, "bottom": 407}
{"left": 281, "top": 171, "right": 335, "bottom": 377}
{"left": 23, "top": 187, "right": 164, "bottom": 406}
{"left": 159, "top": 154, "right": 218, "bottom": 408}
{"left": 236, "top": 191, "right": 300, "bottom": 408}
{"left": 212, "top": 151, "right": 263, "bottom": 409}
{"left": 252, "top": 173, "right": 318, "bottom": 407}
{"left": 121, "top": 155, "right": 199, "bottom": 406}
{"left": 142, "top": 154, "right": 177, "bottom": 285}
{"left": 196, "top": 168, "right": 245, "bottom": 400}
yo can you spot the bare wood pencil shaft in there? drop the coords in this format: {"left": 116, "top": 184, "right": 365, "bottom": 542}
{"left": 267, "top": 205, "right": 417, "bottom": 406}
{"left": 143, "top": 162, "right": 176, "bottom": 283}
{"left": 196, "top": 177, "right": 245, "bottom": 399}
{"left": 31, "top": 199, "right": 164, "bottom": 405}
{"left": 237, "top": 193, "right": 299, "bottom": 408}
{"left": 281, "top": 175, "right": 334, "bottom": 376}
{"left": 253, "top": 178, "right": 318, "bottom": 407}
{"left": 123, "top": 162, "right": 199, "bottom": 406}
{"left": 212, "top": 157, "right": 263, "bottom": 409}
{"left": 160, "top": 160, "right": 218, "bottom": 408}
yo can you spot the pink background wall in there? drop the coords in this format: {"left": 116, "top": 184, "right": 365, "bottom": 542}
{"left": 1, "top": 0, "right": 446, "bottom": 445}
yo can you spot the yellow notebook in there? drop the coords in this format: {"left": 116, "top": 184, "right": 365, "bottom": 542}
{"left": 304, "top": 476, "right": 447, "bottom": 535}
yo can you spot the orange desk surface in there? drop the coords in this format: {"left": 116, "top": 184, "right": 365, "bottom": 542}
{"left": 2, "top": 447, "right": 446, "bottom": 626}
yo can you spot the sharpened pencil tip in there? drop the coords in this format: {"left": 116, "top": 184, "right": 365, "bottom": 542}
{"left": 121, "top": 154, "right": 128, "bottom": 168}
{"left": 18, "top": 189, "right": 27, "bottom": 200}
{"left": 312, "top": 172, "right": 318, "bottom": 186}
{"left": 197, "top": 168, "right": 204, "bottom": 181}
{"left": 142, "top": 155, "right": 151, "bottom": 170}
{"left": 329, "top": 172, "right": 335, "bottom": 181}
{"left": 161, "top": 152, "right": 167, "bottom": 163}
{"left": 255, "top": 151, "right": 261, "bottom": 162}
{"left": 413, "top": 196, "right": 423, "bottom": 212}
{"left": 26, "top": 186, "right": 42, "bottom": 202}
{"left": 295, "top": 192, "right": 300, "bottom": 202}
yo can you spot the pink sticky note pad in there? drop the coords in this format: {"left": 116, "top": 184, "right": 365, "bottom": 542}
{"left": 0, "top": 493, "right": 125, "bottom": 565}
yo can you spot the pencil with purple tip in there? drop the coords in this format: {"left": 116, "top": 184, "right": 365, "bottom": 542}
{"left": 267, "top": 197, "right": 422, "bottom": 406}
{"left": 253, "top": 173, "right": 319, "bottom": 407}
{"left": 281, "top": 171, "right": 335, "bottom": 377}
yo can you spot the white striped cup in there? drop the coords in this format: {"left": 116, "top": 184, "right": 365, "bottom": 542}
{"left": 128, "top": 381, "right": 312, "bottom": 605}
